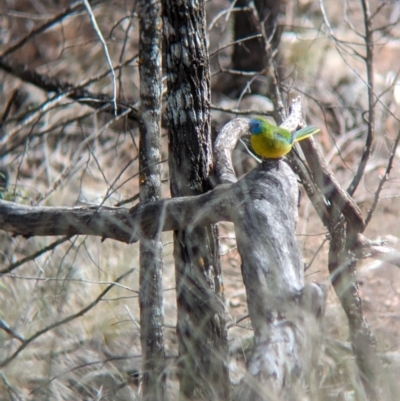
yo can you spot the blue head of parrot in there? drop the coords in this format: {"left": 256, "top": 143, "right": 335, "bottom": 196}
{"left": 249, "top": 118, "right": 264, "bottom": 135}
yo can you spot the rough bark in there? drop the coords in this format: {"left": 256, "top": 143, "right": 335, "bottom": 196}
{"left": 138, "top": 1, "right": 166, "bottom": 400}
{"left": 0, "top": 156, "right": 325, "bottom": 401}
{"left": 0, "top": 185, "right": 233, "bottom": 245}
{"left": 0, "top": 97, "right": 375, "bottom": 399}
{"left": 162, "top": 1, "right": 230, "bottom": 400}
{"left": 263, "top": 16, "right": 382, "bottom": 395}
{"left": 232, "top": 161, "right": 324, "bottom": 401}
{"left": 213, "top": 99, "right": 326, "bottom": 400}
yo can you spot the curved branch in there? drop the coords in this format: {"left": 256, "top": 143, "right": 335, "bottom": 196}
{"left": 212, "top": 96, "right": 306, "bottom": 185}
{"left": 213, "top": 117, "right": 249, "bottom": 184}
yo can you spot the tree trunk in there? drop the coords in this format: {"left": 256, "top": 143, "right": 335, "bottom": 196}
{"left": 218, "top": 0, "right": 286, "bottom": 97}
{"left": 162, "top": 0, "right": 230, "bottom": 400}
{"left": 138, "top": 0, "right": 167, "bottom": 400}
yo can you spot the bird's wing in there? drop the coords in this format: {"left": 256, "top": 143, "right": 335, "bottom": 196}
{"left": 274, "top": 130, "right": 291, "bottom": 144}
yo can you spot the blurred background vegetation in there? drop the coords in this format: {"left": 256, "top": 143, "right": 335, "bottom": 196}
{"left": 1, "top": 0, "right": 400, "bottom": 400}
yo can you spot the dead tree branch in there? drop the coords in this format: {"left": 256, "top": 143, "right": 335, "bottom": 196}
{"left": 0, "top": 0, "right": 98, "bottom": 58}
{"left": 0, "top": 57, "right": 138, "bottom": 124}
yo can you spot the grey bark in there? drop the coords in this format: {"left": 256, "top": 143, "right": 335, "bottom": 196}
{"left": 0, "top": 102, "right": 343, "bottom": 400}
{"left": 0, "top": 160, "right": 326, "bottom": 401}
{"left": 231, "top": 160, "right": 324, "bottom": 401}
{"left": 162, "top": 0, "right": 230, "bottom": 399}
{"left": 138, "top": 0, "right": 167, "bottom": 400}
{"left": 213, "top": 99, "right": 326, "bottom": 400}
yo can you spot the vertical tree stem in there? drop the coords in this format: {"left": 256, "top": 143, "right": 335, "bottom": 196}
{"left": 138, "top": 1, "right": 167, "bottom": 400}
{"left": 162, "top": 0, "right": 230, "bottom": 400}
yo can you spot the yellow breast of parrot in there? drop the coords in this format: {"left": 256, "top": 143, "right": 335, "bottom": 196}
{"left": 250, "top": 133, "right": 292, "bottom": 159}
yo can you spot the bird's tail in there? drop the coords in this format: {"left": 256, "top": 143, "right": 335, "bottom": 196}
{"left": 294, "top": 126, "right": 320, "bottom": 142}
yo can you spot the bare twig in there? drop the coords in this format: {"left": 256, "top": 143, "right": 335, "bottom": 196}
{"left": 0, "top": 236, "right": 72, "bottom": 275}
{"left": 114, "top": 192, "right": 139, "bottom": 207}
{"left": 226, "top": 314, "right": 250, "bottom": 329}
{"left": 210, "top": 104, "right": 273, "bottom": 116}
{"left": 82, "top": 0, "right": 117, "bottom": 115}
{"left": 124, "top": 305, "right": 141, "bottom": 329}
{"left": 0, "top": 54, "right": 138, "bottom": 157}
{"left": 215, "top": 68, "right": 260, "bottom": 77}
{"left": 209, "top": 33, "right": 262, "bottom": 58}
{"left": 0, "top": 319, "right": 25, "bottom": 343}
{"left": 2, "top": 91, "right": 73, "bottom": 143}
{"left": 0, "top": 57, "right": 138, "bottom": 121}
{"left": 304, "top": 236, "right": 329, "bottom": 271}
{"left": 346, "top": 0, "right": 375, "bottom": 196}
{"left": 208, "top": 6, "right": 252, "bottom": 31}
{"left": 0, "top": 89, "right": 20, "bottom": 123}
{"left": 3, "top": 273, "right": 138, "bottom": 293}
{"left": 299, "top": 137, "right": 365, "bottom": 232}
{"left": 0, "top": 0, "right": 95, "bottom": 58}
{"left": 0, "top": 268, "right": 134, "bottom": 368}
{"left": 0, "top": 373, "right": 23, "bottom": 401}
{"left": 365, "top": 128, "right": 400, "bottom": 226}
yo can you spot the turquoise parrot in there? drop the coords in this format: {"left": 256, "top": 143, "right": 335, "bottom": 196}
{"left": 249, "top": 116, "right": 320, "bottom": 159}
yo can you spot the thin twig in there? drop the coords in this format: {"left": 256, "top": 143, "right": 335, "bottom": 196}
{"left": 210, "top": 104, "right": 273, "bottom": 116}
{"left": 0, "top": 373, "right": 23, "bottom": 401}
{"left": 216, "top": 68, "right": 260, "bottom": 77}
{"left": 304, "top": 236, "right": 329, "bottom": 271}
{"left": 35, "top": 107, "right": 131, "bottom": 205}
{"left": 114, "top": 192, "right": 140, "bottom": 207}
{"left": 0, "top": 0, "right": 93, "bottom": 58}
{"left": 82, "top": 0, "right": 117, "bottom": 115}
{"left": 0, "top": 320, "right": 25, "bottom": 343}
{"left": 226, "top": 314, "right": 250, "bottom": 329}
{"left": 0, "top": 57, "right": 138, "bottom": 122}
{"left": 0, "top": 268, "right": 134, "bottom": 368}
{"left": 3, "top": 273, "right": 138, "bottom": 293}
{"left": 365, "top": 128, "right": 400, "bottom": 226}
{"left": 209, "top": 33, "right": 262, "bottom": 58}
{"left": 124, "top": 305, "right": 141, "bottom": 329}
{"left": 0, "top": 89, "right": 19, "bottom": 123}
{"left": 0, "top": 236, "right": 72, "bottom": 275}
{"left": 1, "top": 91, "right": 73, "bottom": 144}
{"left": 347, "top": 0, "right": 374, "bottom": 196}
{"left": 207, "top": 6, "right": 252, "bottom": 31}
